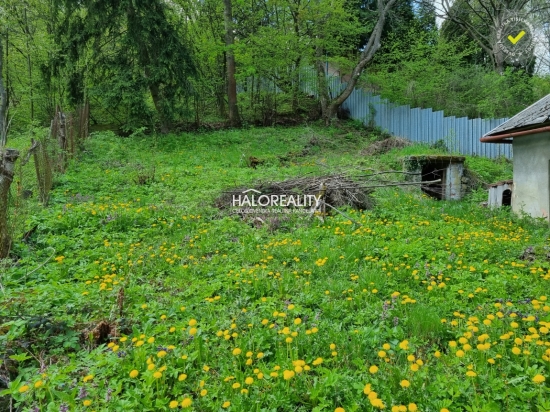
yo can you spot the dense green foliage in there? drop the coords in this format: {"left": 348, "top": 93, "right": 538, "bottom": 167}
{"left": 1, "top": 0, "right": 549, "bottom": 133}
{"left": 366, "top": 25, "right": 550, "bottom": 119}
{"left": 4, "top": 126, "right": 550, "bottom": 412}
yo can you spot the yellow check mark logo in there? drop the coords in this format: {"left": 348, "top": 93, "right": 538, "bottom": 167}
{"left": 508, "top": 30, "right": 526, "bottom": 44}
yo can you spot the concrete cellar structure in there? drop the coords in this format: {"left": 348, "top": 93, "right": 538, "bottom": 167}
{"left": 403, "top": 155, "right": 465, "bottom": 200}
{"left": 480, "top": 94, "right": 550, "bottom": 220}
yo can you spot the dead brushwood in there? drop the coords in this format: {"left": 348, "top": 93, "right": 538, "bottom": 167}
{"left": 216, "top": 174, "right": 374, "bottom": 212}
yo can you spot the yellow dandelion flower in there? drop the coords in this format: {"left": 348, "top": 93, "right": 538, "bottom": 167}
{"left": 129, "top": 370, "right": 139, "bottom": 378}
{"left": 83, "top": 400, "right": 92, "bottom": 407}
{"left": 363, "top": 383, "right": 372, "bottom": 395}
{"left": 369, "top": 365, "right": 379, "bottom": 374}
{"left": 181, "top": 397, "right": 192, "bottom": 408}
{"left": 466, "top": 371, "right": 477, "bottom": 377}
{"left": 283, "top": 370, "right": 295, "bottom": 380}
{"left": 153, "top": 371, "right": 162, "bottom": 379}
{"left": 245, "top": 377, "right": 254, "bottom": 385}
{"left": 178, "top": 373, "right": 187, "bottom": 381}
{"left": 400, "top": 379, "right": 410, "bottom": 388}
{"left": 533, "top": 374, "right": 546, "bottom": 384}
{"left": 222, "top": 401, "right": 231, "bottom": 408}
{"left": 169, "top": 400, "right": 179, "bottom": 409}
{"left": 19, "top": 385, "right": 30, "bottom": 393}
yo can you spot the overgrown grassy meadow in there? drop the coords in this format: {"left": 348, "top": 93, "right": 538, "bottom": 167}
{"left": 2, "top": 125, "right": 550, "bottom": 412}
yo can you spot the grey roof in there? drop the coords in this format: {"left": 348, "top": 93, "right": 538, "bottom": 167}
{"left": 484, "top": 94, "right": 550, "bottom": 136}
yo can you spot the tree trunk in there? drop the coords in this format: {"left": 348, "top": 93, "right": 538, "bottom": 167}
{"left": 24, "top": 7, "right": 34, "bottom": 122}
{"left": 315, "top": 47, "right": 331, "bottom": 125}
{"left": 493, "top": 42, "right": 506, "bottom": 74}
{"left": 0, "top": 149, "right": 19, "bottom": 258}
{"left": 291, "top": 57, "right": 301, "bottom": 112}
{"left": 319, "top": 0, "right": 397, "bottom": 125}
{"left": 148, "top": 79, "right": 170, "bottom": 134}
{"left": 0, "top": 33, "right": 7, "bottom": 147}
{"left": 223, "top": 0, "right": 241, "bottom": 127}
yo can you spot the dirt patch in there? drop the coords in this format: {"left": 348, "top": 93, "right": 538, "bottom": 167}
{"left": 81, "top": 320, "right": 117, "bottom": 346}
{"left": 362, "top": 137, "right": 412, "bottom": 155}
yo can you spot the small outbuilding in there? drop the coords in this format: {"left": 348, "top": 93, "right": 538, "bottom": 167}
{"left": 480, "top": 94, "right": 550, "bottom": 220}
{"left": 487, "top": 180, "right": 513, "bottom": 208}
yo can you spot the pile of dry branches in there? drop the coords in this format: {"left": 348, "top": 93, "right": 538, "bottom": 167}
{"left": 217, "top": 174, "right": 374, "bottom": 211}
{"left": 216, "top": 169, "right": 433, "bottom": 217}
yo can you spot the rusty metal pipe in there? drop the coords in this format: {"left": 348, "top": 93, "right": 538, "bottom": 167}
{"left": 480, "top": 125, "right": 550, "bottom": 142}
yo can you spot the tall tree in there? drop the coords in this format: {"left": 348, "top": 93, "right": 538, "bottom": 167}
{"left": 317, "top": 0, "right": 398, "bottom": 124}
{"left": 0, "top": 36, "right": 7, "bottom": 147}
{"left": 0, "top": 34, "right": 7, "bottom": 147}
{"left": 54, "top": 0, "right": 196, "bottom": 133}
{"left": 0, "top": 33, "right": 20, "bottom": 259}
{"left": 223, "top": 0, "right": 240, "bottom": 127}
{"left": 426, "top": 0, "right": 550, "bottom": 73}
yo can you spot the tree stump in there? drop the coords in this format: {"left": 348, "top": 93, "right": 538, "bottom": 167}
{"left": 0, "top": 148, "right": 20, "bottom": 258}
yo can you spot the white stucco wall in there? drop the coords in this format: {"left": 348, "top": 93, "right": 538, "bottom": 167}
{"left": 488, "top": 183, "right": 513, "bottom": 208}
{"left": 512, "top": 132, "right": 550, "bottom": 219}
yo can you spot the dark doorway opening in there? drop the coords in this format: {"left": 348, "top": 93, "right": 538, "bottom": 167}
{"left": 502, "top": 189, "right": 512, "bottom": 206}
{"left": 421, "top": 163, "right": 445, "bottom": 200}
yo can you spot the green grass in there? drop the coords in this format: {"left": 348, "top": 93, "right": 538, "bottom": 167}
{"left": 3, "top": 125, "right": 548, "bottom": 412}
